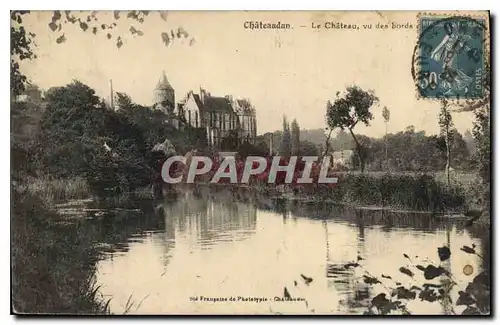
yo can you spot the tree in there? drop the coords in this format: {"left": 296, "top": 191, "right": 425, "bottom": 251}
{"left": 115, "top": 93, "right": 201, "bottom": 154}
{"left": 291, "top": 118, "right": 300, "bottom": 156}
{"left": 473, "top": 105, "right": 490, "bottom": 206}
{"left": 11, "top": 11, "right": 36, "bottom": 96}
{"left": 255, "top": 133, "right": 277, "bottom": 156}
{"left": 11, "top": 10, "right": 194, "bottom": 97}
{"left": 450, "top": 130, "right": 472, "bottom": 170}
{"left": 238, "top": 141, "right": 268, "bottom": 159}
{"left": 349, "top": 135, "right": 375, "bottom": 170}
{"left": 279, "top": 115, "right": 292, "bottom": 157}
{"left": 298, "top": 140, "right": 320, "bottom": 156}
{"left": 382, "top": 106, "right": 391, "bottom": 170}
{"left": 322, "top": 128, "right": 333, "bottom": 159}
{"left": 349, "top": 127, "right": 473, "bottom": 173}
{"left": 463, "top": 129, "right": 477, "bottom": 156}
{"left": 438, "top": 100, "right": 453, "bottom": 186}
{"left": 450, "top": 55, "right": 490, "bottom": 211}
{"left": 36, "top": 81, "right": 203, "bottom": 195}
{"left": 115, "top": 92, "right": 133, "bottom": 110}
{"left": 331, "top": 129, "right": 355, "bottom": 151}
{"left": 220, "top": 129, "right": 239, "bottom": 151}
{"left": 326, "top": 86, "right": 378, "bottom": 172}
{"left": 39, "top": 81, "right": 114, "bottom": 177}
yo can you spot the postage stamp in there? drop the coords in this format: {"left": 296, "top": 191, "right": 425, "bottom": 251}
{"left": 415, "top": 15, "right": 487, "bottom": 99}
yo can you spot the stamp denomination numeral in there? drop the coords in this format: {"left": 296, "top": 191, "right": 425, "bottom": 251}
{"left": 418, "top": 71, "right": 438, "bottom": 90}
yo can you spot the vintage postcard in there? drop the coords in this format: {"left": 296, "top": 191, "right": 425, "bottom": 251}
{"left": 11, "top": 10, "right": 491, "bottom": 316}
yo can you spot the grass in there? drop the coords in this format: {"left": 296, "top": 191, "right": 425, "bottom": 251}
{"left": 11, "top": 189, "right": 110, "bottom": 314}
{"left": 191, "top": 170, "right": 474, "bottom": 212}
{"left": 334, "top": 170, "right": 477, "bottom": 187}
{"left": 301, "top": 173, "right": 468, "bottom": 212}
{"left": 433, "top": 171, "right": 477, "bottom": 187}
{"left": 213, "top": 171, "right": 471, "bottom": 213}
{"left": 24, "top": 176, "right": 91, "bottom": 204}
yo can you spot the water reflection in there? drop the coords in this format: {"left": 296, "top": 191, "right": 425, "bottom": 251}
{"left": 156, "top": 196, "right": 257, "bottom": 249}
{"left": 91, "top": 193, "right": 489, "bottom": 315}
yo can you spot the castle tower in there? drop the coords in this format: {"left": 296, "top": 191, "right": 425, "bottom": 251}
{"left": 153, "top": 70, "right": 175, "bottom": 115}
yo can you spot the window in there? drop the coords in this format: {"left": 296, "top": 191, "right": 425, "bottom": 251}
{"left": 225, "top": 114, "right": 230, "bottom": 131}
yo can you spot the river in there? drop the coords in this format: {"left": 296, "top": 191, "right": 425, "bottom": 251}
{"left": 88, "top": 191, "right": 487, "bottom": 315}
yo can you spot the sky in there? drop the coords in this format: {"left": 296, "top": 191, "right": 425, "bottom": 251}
{"left": 19, "top": 11, "right": 481, "bottom": 137}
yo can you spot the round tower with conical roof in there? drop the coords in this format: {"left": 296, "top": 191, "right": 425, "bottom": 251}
{"left": 153, "top": 70, "right": 175, "bottom": 114}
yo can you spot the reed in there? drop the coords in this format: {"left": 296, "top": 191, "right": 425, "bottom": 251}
{"left": 210, "top": 172, "right": 470, "bottom": 212}
{"left": 295, "top": 173, "right": 467, "bottom": 212}
{"left": 24, "top": 176, "right": 91, "bottom": 203}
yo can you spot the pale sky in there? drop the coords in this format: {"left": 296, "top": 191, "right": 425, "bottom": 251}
{"left": 19, "top": 11, "right": 481, "bottom": 137}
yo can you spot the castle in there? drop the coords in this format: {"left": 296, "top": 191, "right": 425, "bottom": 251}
{"left": 152, "top": 71, "right": 257, "bottom": 149}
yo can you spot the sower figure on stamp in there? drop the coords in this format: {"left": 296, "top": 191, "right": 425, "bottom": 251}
{"left": 430, "top": 21, "right": 474, "bottom": 95}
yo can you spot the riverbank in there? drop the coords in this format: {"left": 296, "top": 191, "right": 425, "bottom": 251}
{"left": 187, "top": 172, "right": 472, "bottom": 213}
{"left": 11, "top": 189, "right": 110, "bottom": 314}
{"left": 21, "top": 169, "right": 477, "bottom": 214}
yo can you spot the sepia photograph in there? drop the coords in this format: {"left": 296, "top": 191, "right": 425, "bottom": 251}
{"left": 10, "top": 10, "right": 491, "bottom": 316}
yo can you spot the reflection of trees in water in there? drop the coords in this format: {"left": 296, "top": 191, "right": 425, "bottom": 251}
{"left": 323, "top": 209, "right": 371, "bottom": 313}
{"left": 267, "top": 199, "right": 468, "bottom": 234}
{"left": 196, "top": 198, "right": 257, "bottom": 247}
{"left": 439, "top": 224, "right": 453, "bottom": 315}
{"left": 272, "top": 199, "right": 289, "bottom": 224}
{"left": 91, "top": 194, "right": 258, "bottom": 259}
{"left": 468, "top": 222, "right": 490, "bottom": 272}
{"left": 153, "top": 204, "right": 177, "bottom": 269}
{"left": 156, "top": 194, "right": 258, "bottom": 248}
{"left": 467, "top": 222, "right": 491, "bottom": 313}
{"left": 278, "top": 200, "right": 481, "bottom": 314}
{"left": 352, "top": 210, "right": 371, "bottom": 312}
{"left": 88, "top": 200, "right": 167, "bottom": 255}
{"left": 88, "top": 194, "right": 489, "bottom": 314}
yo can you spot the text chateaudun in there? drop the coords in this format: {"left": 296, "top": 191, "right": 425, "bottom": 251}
{"left": 244, "top": 21, "right": 292, "bottom": 30}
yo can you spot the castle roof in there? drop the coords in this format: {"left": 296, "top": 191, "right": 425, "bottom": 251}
{"left": 191, "top": 93, "right": 204, "bottom": 108}
{"left": 155, "top": 71, "right": 173, "bottom": 90}
{"left": 190, "top": 92, "right": 233, "bottom": 113}
{"left": 203, "top": 96, "right": 233, "bottom": 113}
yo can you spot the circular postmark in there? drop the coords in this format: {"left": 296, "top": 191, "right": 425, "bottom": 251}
{"left": 411, "top": 14, "right": 489, "bottom": 100}
{"left": 463, "top": 264, "right": 474, "bottom": 276}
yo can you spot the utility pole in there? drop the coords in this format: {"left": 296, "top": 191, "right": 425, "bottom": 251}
{"left": 109, "top": 79, "right": 114, "bottom": 110}
{"left": 269, "top": 134, "right": 273, "bottom": 156}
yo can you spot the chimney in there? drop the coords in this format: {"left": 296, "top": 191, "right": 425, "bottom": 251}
{"left": 200, "top": 87, "right": 206, "bottom": 104}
